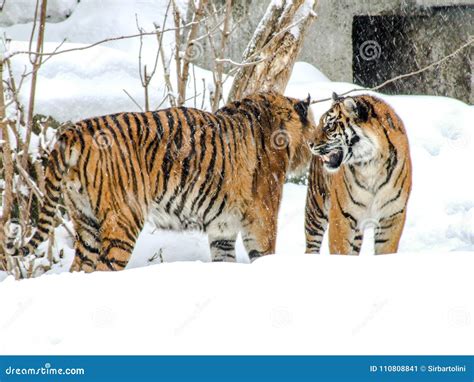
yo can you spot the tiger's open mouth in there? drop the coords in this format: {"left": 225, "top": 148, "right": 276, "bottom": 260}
{"left": 320, "top": 148, "right": 344, "bottom": 170}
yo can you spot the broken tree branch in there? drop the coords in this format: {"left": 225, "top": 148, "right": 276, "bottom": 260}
{"left": 228, "top": 0, "right": 318, "bottom": 102}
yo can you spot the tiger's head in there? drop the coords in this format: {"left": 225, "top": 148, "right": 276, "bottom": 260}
{"left": 279, "top": 93, "right": 319, "bottom": 174}
{"left": 309, "top": 92, "right": 379, "bottom": 173}
{"left": 241, "top": 92, "right": 318, "bottom": 174}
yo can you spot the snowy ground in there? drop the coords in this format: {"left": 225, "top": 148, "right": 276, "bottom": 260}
{"left": 1, "top": 253, "right": 473, "bottom": 355}
{"left": 1, "top": 0, "right": 473, "bottom": 354}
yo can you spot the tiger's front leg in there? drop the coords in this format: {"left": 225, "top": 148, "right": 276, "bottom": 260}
{"left": 241, "top": 206, "right": 279, "bottom": 262}
{"left": 240, "top": 170, "right": 284, "bottom": 262}
{"left": 328, "top": 203, "right": 362, "bottom": 256}
{"left": 305, "top": 158, "right": 330, "bottom": 254}
{"left": 374, "top": 210, "right": 407, "bottom": 255}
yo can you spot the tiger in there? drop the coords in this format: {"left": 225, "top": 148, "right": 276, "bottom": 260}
{"left": 305, "top": 92, "right": 412, "bottom": 255}
{"left": 5, "top": 92, "right": 317, "bottom": 272}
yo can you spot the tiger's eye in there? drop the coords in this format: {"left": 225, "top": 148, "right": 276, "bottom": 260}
{"left": 324, "top": 123, "right": 335, "bottom": 132}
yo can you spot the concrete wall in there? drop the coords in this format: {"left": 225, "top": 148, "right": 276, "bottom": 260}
{"left": 300, "top": 0, "right": 473, "bottom": 103}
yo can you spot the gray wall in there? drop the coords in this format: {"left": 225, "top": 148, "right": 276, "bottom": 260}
{"left": 212, "top": 0, "right": 473, "bottom": 103}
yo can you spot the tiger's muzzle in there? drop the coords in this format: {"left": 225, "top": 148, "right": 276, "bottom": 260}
{"left": 308, "top": 142, "right": 345, "bottom": 172}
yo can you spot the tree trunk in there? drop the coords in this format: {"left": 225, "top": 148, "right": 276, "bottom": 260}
{"left": 228, "top": 0, "right": 317, "bottom": 102}
{"left": 0, "top": 59, "right": 14, "bottom": 269}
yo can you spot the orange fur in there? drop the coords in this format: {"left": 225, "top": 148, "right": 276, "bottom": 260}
{"left": 11, "top": 92, "right": 317, "bottom": 271}
{"left": 306, "top": 94, "right": 412, "bottom": 255}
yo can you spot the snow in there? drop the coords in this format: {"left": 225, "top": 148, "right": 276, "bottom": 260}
{"left": 1, "top": 0, "right": 473, "bottom": 355}
{"left": 0, "top": 0, "right": 79, "bottom": 26}
{"left": 290, "top": 61, "right": 331, "bottom": 83}
{"left": 289, "top": 0, "right": 316, "bottom": 38}
{"left": 3, "top": 0, "right": 215, "bottom": 120}
{"left": 0, "top": 253, "right": 473, "bottom": 354}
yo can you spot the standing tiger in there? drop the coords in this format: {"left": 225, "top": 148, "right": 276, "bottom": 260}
{"left": 6, "top": 92, "right": 317, "bottom": 271}
{"left": 305, "top": 93, "right": 412, "bottom": 255}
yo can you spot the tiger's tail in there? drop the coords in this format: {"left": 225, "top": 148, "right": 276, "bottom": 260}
{"left": 4, "top": 127, "right": 81, "bottom": 258}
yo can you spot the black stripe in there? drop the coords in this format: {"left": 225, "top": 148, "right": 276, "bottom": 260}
{"left": 343, "top": 178, "right": 366, "bottom": 207}
{"left": 191, "top": 115, "right": 217, "bottom": 213}
{"left": 335, "top": 191, "right": 357, "bottom": 229}
{"left": 210, "top": 239, "right": 235, "bottom": 251}
{"left": 377, "top": 128, "right": 398, "bottom": 190}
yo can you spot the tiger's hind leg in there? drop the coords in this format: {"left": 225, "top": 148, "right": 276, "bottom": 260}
{"left": 70, "top": 217, "right": 101, "bottom": 273}
{"left": 208, "top": 232, "right": 238, "bottom": 262}
{"left": 65, "top": 173, "right": 101, "bottom": 273}
{"left": 95, "top": 209, "right": 145, "bottom": 271}
{"left": 305, "top": 158, "right": 330, "bottom": 253}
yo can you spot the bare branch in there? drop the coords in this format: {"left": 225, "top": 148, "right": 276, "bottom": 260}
{"left": 217, "top": 56, "right": 268, "bottom": 68}
{"left": 15, "top": 157, "right": 44, "bottom": 201}
{"left": 177, "top": 0, "right": 209, "bottom": 106}
{"left": 2, "top": 19, "right": 206, "bottom": 64}
{"left": 22, "top": 0, "right": 47, "bottom": 170}
{"left": 310, "top": 36, "right": 474, "bottom": 104}
{"left": 123, "top": 89, "right": 144, "bottom": 111}
{"left": 210, "top": 0, "right": 232, "bottom": 112}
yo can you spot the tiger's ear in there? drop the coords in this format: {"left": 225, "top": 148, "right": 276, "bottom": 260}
{"left": 332, "top": 92, "right": 339, "bottom": 103}
{"left": 341, "top": 97, "right": 370, "bottom": 122}
{"left": 342, "top": 97, "right": 357, "bottom": 114}
{"left": 295, "top": 94, "right": 311, "bottom": 123}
